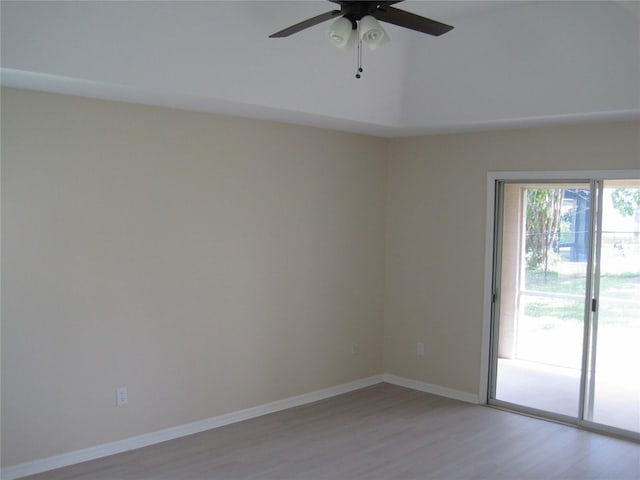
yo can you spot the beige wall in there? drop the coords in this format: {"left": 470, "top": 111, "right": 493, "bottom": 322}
{"left": 1, "top": 88, "right": 387, "bottom": 467}
{"left": 497, "top": 183, "right": 523, "bottom": 359}
{"left": 2, "top": 86, "right": 639, "bottom": 469}
{"left": 384, "top": 121, "right": 640, "bottom": 394}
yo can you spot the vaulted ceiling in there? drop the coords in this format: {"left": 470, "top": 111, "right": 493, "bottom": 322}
{"left": 2, "top": 1, "right": 639, "bottom": 137}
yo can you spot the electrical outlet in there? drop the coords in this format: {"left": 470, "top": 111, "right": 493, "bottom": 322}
{"left": 116, "top": 387, "right": 128, "bottom": 407}
{"left": 417, "top": 342, "right": 425, "bottom": 356}
{"left": 351, "top": 343, "right": 359, "bottom": 355}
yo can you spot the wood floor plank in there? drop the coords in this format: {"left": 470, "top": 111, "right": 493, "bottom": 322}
{"left": 20, "top": 383, "right": 640, "bottom": 479}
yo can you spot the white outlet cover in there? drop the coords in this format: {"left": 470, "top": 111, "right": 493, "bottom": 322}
{"left": 116, "top": 387, "right": 128, "bottom": 406}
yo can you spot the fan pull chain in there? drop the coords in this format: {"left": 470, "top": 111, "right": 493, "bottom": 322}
{"left": 356, "top": 22, "right": 363, "bottom": 79}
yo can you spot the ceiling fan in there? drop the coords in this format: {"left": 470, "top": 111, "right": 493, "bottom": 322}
{"left": 269, "top": 1, "right": 453, "bottom": 78}
{"left": 269, "top": 1, "right": 453, "bottom": 39}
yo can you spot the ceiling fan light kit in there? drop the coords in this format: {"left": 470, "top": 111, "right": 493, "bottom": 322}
{"left": 270, "top": 0, "right": 453, "bottom": 79}
{"left": 327, "top": 16, "right": 354, "bottom": 48}
{"left": 359, "top": 15, "right": 389, "bottom": 50}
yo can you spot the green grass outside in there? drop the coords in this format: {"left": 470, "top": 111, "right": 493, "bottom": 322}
{"left": 523, "top": 270, "right": 640, "bottom": 326}
{"left": 525, "top": 270, "right": 640, "bottom": 299}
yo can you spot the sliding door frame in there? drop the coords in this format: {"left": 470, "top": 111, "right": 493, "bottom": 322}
{"left": 487, "top": 177, "right": 593, "bottom": 427}
{"left": 480, "top": 169, "right": 640, "bottom": 440}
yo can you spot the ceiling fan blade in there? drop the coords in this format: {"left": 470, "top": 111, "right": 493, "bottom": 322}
{"left": 269, "top": 10, "right": 342, "bottom": 38}
{"left": 328, "top": 0, "right": 405, "bottom": 4}
{"left": 373, "top": 6, "right": 453, "bottom": 36}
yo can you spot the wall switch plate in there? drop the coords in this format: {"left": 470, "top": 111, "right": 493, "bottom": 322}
{"left": 116, "top": 387, "right": 128, "bottom": 407}
{"left": 417, "top": 342, "right": 425, "bottom": 356}
{"left": 351, "top": 343, "right": 359, "bottom": 355}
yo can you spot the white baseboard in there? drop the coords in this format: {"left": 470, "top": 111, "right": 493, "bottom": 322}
{"left": 383, "top": 373, "right": 480, "bottom": 404}
{"left": 1, "top": 375, "right": 384, "bottom": 480}
{"left": 2, "top": 373, "right": 479, "bottom": 480}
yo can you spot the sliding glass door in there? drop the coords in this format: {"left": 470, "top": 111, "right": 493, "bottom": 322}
{"left": 583, "top": 180, "right": 640, "bottom": 434}
{"left": 489, "top": 177, "right": 640, "bottom": 440}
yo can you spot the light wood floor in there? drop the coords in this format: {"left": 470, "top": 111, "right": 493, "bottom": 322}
{"left": 23, "top": 383, "right": 640, "bottom": 480}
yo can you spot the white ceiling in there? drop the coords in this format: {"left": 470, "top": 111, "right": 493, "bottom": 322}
{"left": 1, "top": 1, "right": 639, "bottom": 137}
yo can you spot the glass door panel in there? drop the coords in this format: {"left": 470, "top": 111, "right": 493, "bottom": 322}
{"left": 493, "top": 183, "right": 591, "bottom": 418}
{"left": 584, "top": 180, "right": 640, "bottom": 434}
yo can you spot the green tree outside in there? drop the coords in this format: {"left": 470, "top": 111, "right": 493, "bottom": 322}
{"left": 525, "top": 188, "right": 564, "bottom": 278}
{"left": 611, "top": 188, "right": 640, "bottom": 217}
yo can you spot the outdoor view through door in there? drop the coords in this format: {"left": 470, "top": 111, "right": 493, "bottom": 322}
{"left": 489, "top": 178, "right": 640, "bottom": 440}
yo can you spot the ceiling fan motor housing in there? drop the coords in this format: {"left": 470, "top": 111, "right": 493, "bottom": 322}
{"left": 337, "top": 1, "right": 391, "bottom": 23}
